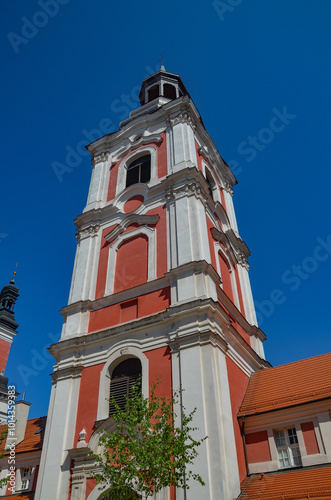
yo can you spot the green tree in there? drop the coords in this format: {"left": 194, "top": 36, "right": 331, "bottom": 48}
{"left": 0, "top": 428, "right": 8, "bottom": 488}
{"left": 90, "top": 379, "right": 207, "bottom": 498}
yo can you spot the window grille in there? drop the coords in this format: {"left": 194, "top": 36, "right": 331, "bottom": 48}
{"left": 109, "top": 358, "right": 142, "bottom": 416}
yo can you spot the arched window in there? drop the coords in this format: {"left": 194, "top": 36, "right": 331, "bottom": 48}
{"left": 126, "top": 155, "right": 151, "bottom": 188}
{"left": 147, "top": 84, "right": 160, "bottom": 102}
{"left": 205, "top": 168, "right": 216, "bottom": 201}
{"left": 163, "top": 83, "right": 177, "bottom": 99}
{"left": 218, "top": 251, "right": 234, "bottom": 303}
{"left": 109, "top": 358, "right": 142, "bottom": 416}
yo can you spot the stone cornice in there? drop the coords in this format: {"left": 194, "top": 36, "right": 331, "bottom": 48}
{"left": 168, "top": 329, "right": 228, "bottom": 355}
{"left": 217, "top": 284, "right": 266, "bottom": 343}
{"left": 53, "top": 295, "right": 269, "bottom": 375}
{"left": 211, "top": 226, "right": 250, "bottom": 269}
{"left": 61, "top": 276, "right": 170, "bottom": 318}
{"left": 226, "top": 228, "right": 250, "bottom": 259}
{"left": 91, "top": 151, "right": 110, "bottom": 166}
{"left": 76, "top": 223, "right": 100, "bottom": 243}
{"left": 51, "top": 365, "right": 83, "bottom": 383}
{"left": 0, "top": 326, "right": 16, "bottom": 343}
{"left": 165, "top": 259, "right": 220, "bottom": 285}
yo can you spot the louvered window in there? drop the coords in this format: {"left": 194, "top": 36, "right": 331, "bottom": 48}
{"left": 109, "top": 358, "right": 142, "bottom": 417}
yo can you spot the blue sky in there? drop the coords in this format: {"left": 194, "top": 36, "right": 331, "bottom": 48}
{"left": 1, "top": 0, "right": 330, "bottom": 418}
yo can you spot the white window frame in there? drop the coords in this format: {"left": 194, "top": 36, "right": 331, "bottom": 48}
{"left": 18, "top": 466, "right": 34, "bottom": 491}
{"left": 115, "top": 146, "right": 158, "bottom": 196}
{"left": 274, "top": 427, "right": 302, "bottom": 469}
{"left": 104, "top": 226, "right": 157, "bottom": 296}
{"left": 214, "top": 242, "right": 241, "bottom": 310}
{"left": 96, "top": 346, "right": 149, "bottom": 421}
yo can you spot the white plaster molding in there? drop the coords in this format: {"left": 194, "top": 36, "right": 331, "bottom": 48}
{"left": 214, "top": 241, "right": 241, "bottom": 310}
{"left": 114, "top": 183, "right": 149, "bottom": 211}
{"left": 104, "top": 214, "right": 159, "bottom": 244}
{"left": 202, "top": 161, "right": 222, "bottom": 204}
{"left": 75, "top": 223, "right": 100, "bottom": 243}
{"left": 105, "top": 225, "right": 157, "bottom": 296}
{"left": 115, "top": 145, "right": 158, "bottom": 196}
{"left": 96, "top": 345, "right": 149, "bottom": 421}
{"left": 91, "top": 151, "right": 110, "bottom": 166}
{"left": 0, "top": 327, "right": 15, "bottom": 343}
{"left": 51, "top": 296, "right": 269, "bottom": 376}
{"left": 112, "top": 133, "right": 163, "bottom": 163}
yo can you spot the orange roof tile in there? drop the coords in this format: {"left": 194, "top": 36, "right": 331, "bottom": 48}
{"left": 0, "top": 494, "right": 34, "bottom": 499}
{"left": 0, "top": 416, "right": 46, "bottom": 454}
{"left": 239, "top": 466, "right": 331, "bottom": 499}
{"left": 239, "top": 353, "right": 331, "bottom": 416}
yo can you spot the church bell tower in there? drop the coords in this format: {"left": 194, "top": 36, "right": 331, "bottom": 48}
{"left": 0, "top": 273, "right": 19, "bottom": 422}
{"left": 36, "top": 68, "right": 269, "bottom": 500}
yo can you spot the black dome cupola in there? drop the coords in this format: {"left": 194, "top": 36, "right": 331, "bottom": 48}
{"left": 139, "top": 66, "right": 189, "bottom": 106}
{"left": 0, "top": 273, "right": 19, "bottom": 331}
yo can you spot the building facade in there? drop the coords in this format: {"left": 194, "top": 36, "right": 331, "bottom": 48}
{"left": 29, "top": 69, "right": 331, "bottom": 500}
{"left": 34, "top": 68, "right": 269, "bottom": 500}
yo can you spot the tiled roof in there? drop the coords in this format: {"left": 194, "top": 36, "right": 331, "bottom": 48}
{"left": 238, "top": 466, "right": 331, "bottom": 499}
{"left": 0, "top": 494, "right": 34, "bottom": 499}
{"left": 239, "top": 353, "right": 331, "bottom": 416}
{"left": 0, "top": 416, "right": 46, "bottom": 454}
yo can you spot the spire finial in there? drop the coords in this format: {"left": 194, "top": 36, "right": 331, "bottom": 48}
{"left": 159, "top": 53, "right": 166, "bottom": 71}
{"left": 10, "top": 263, "right": 18, "bottom": 284}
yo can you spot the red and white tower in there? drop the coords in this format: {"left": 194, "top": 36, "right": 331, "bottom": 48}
{"left": 0, "top": 274, "right": 19, "bottom": 423}
{"left": 36, "top": 68, "right": 269, "bottom": 500}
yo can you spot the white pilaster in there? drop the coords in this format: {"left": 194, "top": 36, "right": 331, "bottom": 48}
{"left": 35, "top": 369, "right": 82, "bottom": 500}
{"left": 84, "top": 154, "right": 109, "bottom": 212}
{"left": 172, "top": 121, "right": 197, "bottom": 171}
{"left": 223, "top": 188, "right": 239, "bottom": 235}
{"left": 172, "top": 340, "right": 240, "bottom": 500}
{"left": 175, "top": 196, "right": 193, "bottom": 266}
{"left": 237, "top": 264, "right": 258, "bottom": 326}
{"left": 69, "top": 229, "right": 100, "bottom": 305}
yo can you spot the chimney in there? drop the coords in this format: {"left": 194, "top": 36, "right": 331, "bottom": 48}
{"left": 6, "top": 400, "right": 31, "bottom": 448}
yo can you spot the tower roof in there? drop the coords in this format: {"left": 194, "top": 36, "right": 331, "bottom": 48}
{"left": 0, "top": 275, "right": 19, "bottom": 331}
{"left": 138, "top": 67, "right": 190, "bottom": 106}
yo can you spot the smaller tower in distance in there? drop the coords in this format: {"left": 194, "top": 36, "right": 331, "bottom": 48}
{"left": 0, "top": 272, "right": 19, "bottom": 422}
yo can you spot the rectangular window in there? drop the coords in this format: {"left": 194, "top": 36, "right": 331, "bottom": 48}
{"left": 20, "top": 467, "right": 33, "bottom": 491}
{"left": 274, "top": 427, "right": 302, "bottom": 469}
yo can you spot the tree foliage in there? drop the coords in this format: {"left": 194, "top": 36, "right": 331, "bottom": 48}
{"left": 90, "top": 379, "right": 207, "bottom": 498}
{"left": 0, "top": 428, "right": 8, "bottom": 488}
